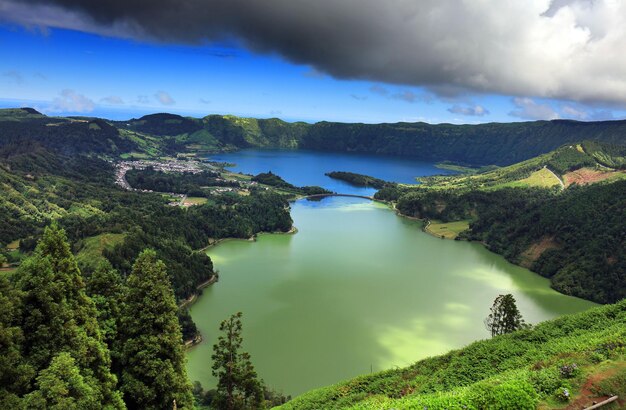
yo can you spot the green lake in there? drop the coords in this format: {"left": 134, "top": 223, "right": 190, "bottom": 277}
{"left": 186, "top": 196, "right": 596, "bottom": 396}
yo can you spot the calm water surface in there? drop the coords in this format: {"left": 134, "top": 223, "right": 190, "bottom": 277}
{"left": 209, "top": 149, "right": 454, "bottom": 195}
{"left": 187, "top": 194, "right": 596, "bottom": 395}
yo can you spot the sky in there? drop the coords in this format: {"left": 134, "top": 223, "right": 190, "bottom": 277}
{"left": 1, "top": 0, "right": 626, "bottom": 124}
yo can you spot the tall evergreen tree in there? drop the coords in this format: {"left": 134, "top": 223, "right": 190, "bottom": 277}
{"left": 85, "top": 260, "right": 127, "bottom": 376}
{"left": 17, "top": 224, "right": 124, "bottom": 408}
{"left": 119, "top": 249, "right": 193, "bottom": 410}
{"left": 23, "top": 352, "right": 99, "bottom": 410}
{"left": 0, "top": 276, "right": 33, "bottom": 407}
{"left": 484, "top": 294, "right": 527, "bottom": 337}
{"left": 212, "top": 312, "right": 264, "bottom": 410}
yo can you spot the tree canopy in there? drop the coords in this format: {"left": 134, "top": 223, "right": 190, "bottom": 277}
{"left": 485, "top": 294, "right": 527, "bottom": 337}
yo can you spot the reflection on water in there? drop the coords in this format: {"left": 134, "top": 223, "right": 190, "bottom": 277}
{"left": 186, "top": 197, "right": 596, "bottom": 396}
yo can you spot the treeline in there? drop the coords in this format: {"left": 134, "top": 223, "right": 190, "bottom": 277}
{"left": 252, "top": 171, "right": 332, "bottom": 196}
{"left": 125, "top": 167, "right": 239, "bottom": 196}
{"left": 325, "top": 171, "right": 392, "bottom": 189}
{"left": 390, "top": 181, "right": 626, "bottom": 304}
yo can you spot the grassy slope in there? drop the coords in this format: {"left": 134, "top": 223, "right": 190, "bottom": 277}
{"left": 425, "top": 220, "right": 471, "bottom": 239}
{"left": 75, "top": 233, "right": 126, "bottom": 270}
{"left": 415, "top": 142, "right": 623, "bottom": 192}
{"left": 280, "top": 300, "right": 626, "bottom": 410}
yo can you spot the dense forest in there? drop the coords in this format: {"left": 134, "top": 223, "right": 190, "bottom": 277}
{"left": 125, "top": 167, "right": 239, "bottom": 196}
{"left": 0, "top": 225, "right": 192, "bottom": 408}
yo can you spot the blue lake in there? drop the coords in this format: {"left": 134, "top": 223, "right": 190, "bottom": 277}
{"left": 208, "top": 149, "right": 453, "bottom": 195}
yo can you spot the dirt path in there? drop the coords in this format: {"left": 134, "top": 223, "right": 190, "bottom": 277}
{"left": 545, "top": 166, "right": 565, "bottom": 190}
{"left": 564, "top": 364, "right": 625, "bottom": 410}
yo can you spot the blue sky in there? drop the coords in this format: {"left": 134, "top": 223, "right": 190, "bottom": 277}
{"left": 1, "top": 20, "right": 625, "bottom": 124}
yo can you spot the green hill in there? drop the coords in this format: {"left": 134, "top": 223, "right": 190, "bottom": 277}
{"left": 414, "top": 141, "right": 626, "bottom": 191}
{"left": 5, "top": 107, "right": 626, "bottom": 167}
{"left": 111, "top": 109, "right": 626, "bottom": 166}
{"left": 280, "top": 300, "right": 626, "bottom": 409}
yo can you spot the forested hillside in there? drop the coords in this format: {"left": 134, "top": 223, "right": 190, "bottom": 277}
{"left": 114, "top": 110, "right": 626, "bottom": 166}
{"left": 0, "top": 108, "right": 293, "bottom": 304}
{"left": 380, "top": 142, "right": 626, "bottom": 304}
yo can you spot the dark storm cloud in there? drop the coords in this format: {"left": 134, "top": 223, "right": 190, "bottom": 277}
{"left": 3, "top": 0, "right": 626, "bottom": 104}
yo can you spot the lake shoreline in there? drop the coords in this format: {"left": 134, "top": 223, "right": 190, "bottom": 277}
{"left": 182, "top": 225, "right": 298, "bottom": 347}
{"left": 186, "top": 195, "right": 596, "bottom": 396}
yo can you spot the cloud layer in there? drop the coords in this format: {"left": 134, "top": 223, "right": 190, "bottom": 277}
{"left": 3, "top": 0, "right": 626, "bottom": 105}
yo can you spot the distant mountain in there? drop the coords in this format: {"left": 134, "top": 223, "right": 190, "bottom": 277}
{"left": 115, "top": 110, "right": 626, "bottom": 166}
{"left": 5, "top": 108, "right": 625, "bottom": 166}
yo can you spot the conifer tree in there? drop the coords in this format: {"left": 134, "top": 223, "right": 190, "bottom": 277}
{"left": 119, "top": 249, "right": 193, "bottom": 409}
{"left": 212, "top": 312, "right": 264, "bottom": 410}
{"left": 17, "top": 224, "right": 124, "bottom": 408}
{"left": 86, "top": 260, "right": 127, "bottom": 376}
{"left": 0, "top": 276, "right": 33, "bottom": 407}
{"left": 23, "top": 352, "right": 99, "bottom": 409}
{"left": 485, "top": 294, "right": 527, "bottom": 337}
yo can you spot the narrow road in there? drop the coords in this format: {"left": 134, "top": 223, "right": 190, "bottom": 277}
{"left": 545, "top": 166, "right": 565, "bottom": 190}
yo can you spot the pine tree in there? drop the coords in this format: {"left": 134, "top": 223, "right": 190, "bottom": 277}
{"left": 85, "top": 260, "right": 127, "bottom": 376}
{"left": 485, "top": 294, "right": 527, "bottom": 337}
{"left": 119, "top": 249, "right": 193, "bottom": 410}
{"left": 212, "top": 312, "right": 264, "bottom": 410}
{"left": 23, "top": 352, "right": 99, "bottom": 410}
{"left": 17, "top": 224, "right": 124, "bottom": 408}
{"left": 0, "top": 276, "right": 33, "bottom": 407}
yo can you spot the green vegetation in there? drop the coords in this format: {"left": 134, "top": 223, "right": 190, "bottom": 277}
{"left": 211, "top": 312, "right": 263, "bottom": 410}
{"left": 251, "top": 171, "right": 332, "bottom": 196}
{"left": 75, "top": 233, "right": 125, "bottom": 270}
{"left": 280, "top": 300, "right": 626, "bottom": 409}
{"left": 2, "top": 107, "right": 626, "bottom": 408}
{"left": 413, "top": 143, "right": 619, "bottom": 191}
{"left": 0, "top": 225, "right": 207, "bottom": 408}
{"left": 425, "top": 219, "right": 470, "bottom": 239}
{"left": 125, "top": 167, "right": 239, "bottom": 196}
{"left": 109, "top": 108, "right": 626, "bottom": 167}
{"left": 325, "top": 171, "right": 392, "bottom": 189}
{"left": 5, "top": 225, "right": 125, "bottom": 408}
{"left": 485, "top": 294, "right": 528, "bottom": 337}
{"left": 120, "top": 249, "right": 194, "bottom": 409}
{"left": 390, "top": 181, "right": 625, "bottom": 304}
{"left": 376, "top": 142, "right": 626, "bottom": 304}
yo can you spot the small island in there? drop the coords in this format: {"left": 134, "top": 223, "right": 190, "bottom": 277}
{"left": 325, "top": 171, "right": 393, "bottom": 189}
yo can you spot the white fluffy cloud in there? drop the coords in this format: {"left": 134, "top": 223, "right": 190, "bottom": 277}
{"left": 3, "top": 0, "right": 626, "bottom": 105}
{"left": 509, "top": 98, "right": 559, "bottom": 120}
{"left": 46, "top": 89, "right": 95, "bottom": 113}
